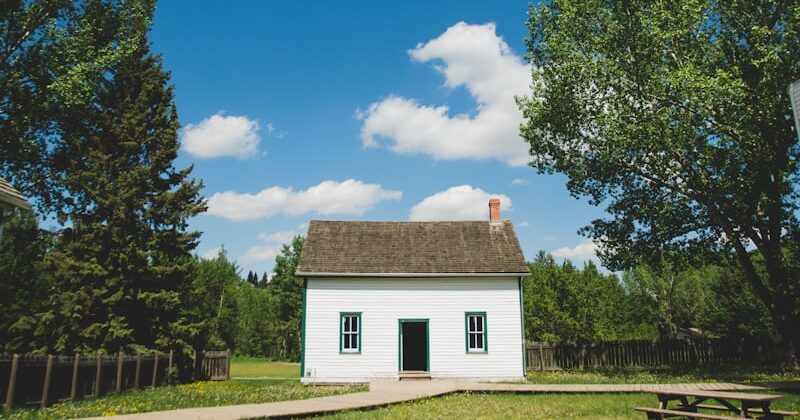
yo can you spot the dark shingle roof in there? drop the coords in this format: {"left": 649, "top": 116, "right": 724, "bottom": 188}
{"left": 296, "top": 220, "right": 529, "bottom": 276}
{"left": 0, "top": 177, "right": 31, "bottom": 210}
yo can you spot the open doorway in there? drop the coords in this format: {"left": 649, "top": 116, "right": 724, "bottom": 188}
{"left": 399, "top": 319, "right": 429, "bottom": 372}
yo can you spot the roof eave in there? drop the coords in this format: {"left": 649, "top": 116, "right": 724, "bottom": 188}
{"left": 295, "top": 271, "right": 530, "bottom": 278}
{"left": 0, "top": 194, "right": 32, "bottom": 211}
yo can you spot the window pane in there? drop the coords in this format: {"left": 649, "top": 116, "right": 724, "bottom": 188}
{"left": 469, "top": 333, "right": 476, "bottom": 349}
{"left": 343, "top": 334, "right": 351, "bottom": 349}
{"left": 469, "top": 316, "right": 475, "bottom": 331}
{"left": 351, "top": 316, "right": 358, "bottom": 333}
{"left": 476, "top": 316, "right": 483, "bottom": 332}
{"left": 343, "top": 317, "right": 350, "bottom": 333}
{"left": 476, "top": 333, "right": 484, "bottom": 349}
{"left": 350, "top": 334, "right": 358, "bottom": 350}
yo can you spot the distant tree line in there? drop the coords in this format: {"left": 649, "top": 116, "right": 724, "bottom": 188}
{"left": 523, "top": 252, "right": 773, "bottom": 343}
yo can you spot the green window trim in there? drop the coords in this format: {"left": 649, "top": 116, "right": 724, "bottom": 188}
{"left": 339, "top": 312, "right": 362, "bottom": 354}
{"left": 465, "top": 312, "right": 488, "bottom": 353}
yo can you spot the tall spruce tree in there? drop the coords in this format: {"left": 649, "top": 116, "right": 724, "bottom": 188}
{"left": 34, "top": 38, "right": 205, "bottom": 353}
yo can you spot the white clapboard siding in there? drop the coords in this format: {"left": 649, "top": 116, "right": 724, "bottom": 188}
{"left": 302, "top": 277, "right": 524, "bottom": 383}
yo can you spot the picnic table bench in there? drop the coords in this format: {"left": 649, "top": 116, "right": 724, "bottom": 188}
{"left": 635, "top": 388, "right": 798, "bottom": 419}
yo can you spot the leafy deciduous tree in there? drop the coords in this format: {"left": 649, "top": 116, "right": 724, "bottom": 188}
{"left": 520, "top": 0, "right": 800, "bottom": 360}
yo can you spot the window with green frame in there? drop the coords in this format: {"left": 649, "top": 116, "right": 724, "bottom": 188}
{"left": 465, "top": 312, "right": 487, "bottom": 353}
{"left": 340, "top": 312, "right": 361, "bottom": 353}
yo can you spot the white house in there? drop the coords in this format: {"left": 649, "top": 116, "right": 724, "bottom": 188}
{"left": 296, "top": 199, "right": 529, "bottom": 384}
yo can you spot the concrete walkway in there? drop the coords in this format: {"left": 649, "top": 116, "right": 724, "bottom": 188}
{"left": 87, "top": 380, "right": 768, "bottom": 420}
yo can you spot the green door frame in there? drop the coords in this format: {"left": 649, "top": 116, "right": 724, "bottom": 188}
{"left": 397, "top": 319, "right": 430, "bottom": 372}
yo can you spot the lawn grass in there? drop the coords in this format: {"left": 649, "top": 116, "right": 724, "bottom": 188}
{"left": 323, "top": 391, "right": 800, "bottom": 420}
{"left": 230, "top": 356, "right": 299, "bottom": 378}
{"left": 0, "top": 358, "right": 363, "bottom": 419}
{"left": 526, "top": 366, "right": 800, "bottom": 385}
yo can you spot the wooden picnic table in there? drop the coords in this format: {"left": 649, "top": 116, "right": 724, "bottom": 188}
{"left": 636, "top": 388, "right": 797, "bottom": 419}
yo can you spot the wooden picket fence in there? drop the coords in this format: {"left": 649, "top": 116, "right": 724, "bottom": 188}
{"left": 1, "top": 349, "right": 230, "bottom": 409}
{"left": 198, "top": 350, "right": 231, "bottom": 381}
{"left": 526, "top": 339, "right": 775, "bottom": 371}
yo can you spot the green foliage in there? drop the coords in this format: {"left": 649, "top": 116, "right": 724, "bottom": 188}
{"left": 188, "top": 239, "right": 305, "bottom": 361}
{"left": 0, "top": 0, "right": 155, "bottom": 213}
{"left": 24, "top": 38, "right": 205, "bottom": 354}
{"left": 622, "top": 264, "right": 714, "bottom": 339}
{"left": 0, "top": 212, "right": 52, "bottom": 353}
{"left": 520, "top": 0, "right": 800, "bottom": 356}
{"left": 524, "top": 251, "right": 649, "bottom": 342}
{"left": 184, "top": 248, "right": 241, "bottom": 354}
{"left": 263, "top": 236, "right": 305, "bottom": 360}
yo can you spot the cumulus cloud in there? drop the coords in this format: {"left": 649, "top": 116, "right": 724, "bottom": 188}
{"left": 518, "top": 221, "right": 529, "bottom": 228}
{"left": 201, "top": 247, "right": 222, "bottom": 260}
{"left": 358, "top": 22, "right": 530, "bottom": 166}
{"left": 257, "top": 230, "right": 299, "bottom": 244}
{"left": 208, "top": 179, "right": 402, "bottom": 221}
{"left": 511, "top": 178, "right": 530, "bottom": 186}
{"left": 182, "top": 113, "right": 262, "bottom": 159}
{"left": 552, "top": 239, "right": 598, "bottom": 262}
{"left": 240, "top": 244, "right": 281, "bottom": 264}
{"left": 242, "top": 229, "right": 303, "bottom": 263}
{"left": 409, "top": 185, "right": 511, "bottom": 221}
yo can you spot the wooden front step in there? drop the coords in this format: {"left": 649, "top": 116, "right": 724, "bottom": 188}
{"left": 399, "top": 371, "right": 431, "bottom": 381}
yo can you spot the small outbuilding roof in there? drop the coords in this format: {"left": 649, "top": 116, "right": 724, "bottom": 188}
{"left": 0, "top": 177, "right": 31, "bottom": 210}
{"left": 296, "top": 220, "right": 529, "bottom": 277}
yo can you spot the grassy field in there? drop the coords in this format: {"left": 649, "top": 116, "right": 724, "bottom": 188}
{"left": 323, "top": 391, "right": 800, "bottom": 420}
{"left": 525, "top": 366, "right": 800, "bottom": 385}
{"left": 0, "top": 358, "right": 364, "bottom": 420}
{"left": 322, "top": 366, "right": 799, "bottom": 419}
{"left": 3, "top": 360, "right": 797, "bottom": 419}
{"left": 230, "top": 356, "right": 300, "bottom": 378}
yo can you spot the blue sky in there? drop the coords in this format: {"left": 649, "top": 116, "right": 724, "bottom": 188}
{"left": 149, "top": 1, "right": 605, "bottom": 276}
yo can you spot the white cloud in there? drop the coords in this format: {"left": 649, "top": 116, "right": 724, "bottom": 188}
{"left": 257, "top": 230, "right": 299, "bottom": 244}
{"left": 409, "top": 185, "right": 511, "bottom": 221}
{"left": 358, "top": 22, "right": 530, "bottom": 166}
{"left": 552, "top": 239, "right": 598, "bottom": 262}
{"left": 182, "top": 113, "right": 262, "bottom": 159}
{"left": 208, "top": 179, "right": 402, "bottom": 221}
{"left": 518, "top": 221, "right": 529, "bottom": 228}
{"left": 242, "top": 228, "right": 302, "bottom": 263}
{"left": 201, "top": 247, "right": 221, "bottom": 259}
{"left": 511, "top": 178, "right": 530, "bottom": 186}
{"left": 240, "top": 244, "right": 281, "bottom": 264}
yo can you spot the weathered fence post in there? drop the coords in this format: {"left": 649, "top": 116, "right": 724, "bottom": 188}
{"left": 134, "top": 352, "right": 141, "bottom": 390}
{"left": 41, "top": 354, "right": 54, "bottom": 408}
{"left": 226, "top": 349, "right": 231, "bottom": 380}
{"left": 167, "top": 350, "right": 173, "bottom": 385}
{"left": 3, "top": 354, "right": 19, "bottom": 410}
{"left": 194, "top": 349, "right": 200, "bottom": 381}
{"left": 70, "top": 354, "right": 80, "bottom": 400}
{"left": 116, "top": 352, "right": 123, "bottom": 393}
{"left": 538, "top": 343, "right": 544, "bottom": 371}
{"left": 94, "top": 352, "right": 102, "bottom": 396}
{"left": 151, "top": 352, "right": 159, "bottom": 388}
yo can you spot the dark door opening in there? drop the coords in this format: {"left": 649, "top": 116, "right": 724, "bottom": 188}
{"left": 401, "top": 321, "right": 428, "bottom": 372}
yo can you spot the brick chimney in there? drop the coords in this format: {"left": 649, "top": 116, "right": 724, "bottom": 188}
{"left": 489, "top": 198, "right": 501, "bottom": 222}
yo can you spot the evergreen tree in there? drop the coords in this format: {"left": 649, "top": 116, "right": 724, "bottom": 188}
{"left": 33, "top": 38, "right": 205, "bottom": 353}
{"left": 0, "top": 212, "right": 51, "bottom": 353}
{"left": 266, "top": 236, "right": 304, "bottom": 359}
{"left": 259, "top": 272, "right": 269, "bottom": 288}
